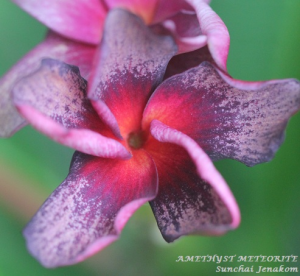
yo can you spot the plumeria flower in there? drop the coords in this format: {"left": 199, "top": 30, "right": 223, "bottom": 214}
{"left": 10, "top": 9, "right": 300, "bottom": 267}
{"left": 0, "top": 0, "right": 228, "bottom": 138}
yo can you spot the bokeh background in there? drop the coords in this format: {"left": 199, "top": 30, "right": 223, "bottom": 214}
{"left": 0, "top": 0, "right": 299, "bottom": 275}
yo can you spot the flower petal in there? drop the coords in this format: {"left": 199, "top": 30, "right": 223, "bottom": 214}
{"left": 0, "top": 32, "right": 96, "bottom": 137}
{"left": 45, "top": 31, "right": 97, "bottom": 79}
{"left": 12, "top": 0, "right": 107, "bottom": 44}
{"left": 23, "top": 150, "right": 158, "bottom": 267}
{"left": 164, "top": 46, "right": 214, "bottom": 79}
{"left": 13, "top": 58, "right": 130, "bottom": 159}
{"left": 160, "top": 11, "right": 207, "bottom": 54}
{"left": 152, "top": 0, "right": 195, "bottom": 24}
{"left": 88, "top": 9, "right": 177, "bottom": 137}
{"left": 104, "top": 0, "right": 159, "bottom": 24}
{"left": 166, "top": 11, "right": 202, "bottom": 38}
{"left": 185, "top": 0, "right": 230, "bottom": 71}
{"left": 145, "top": 120, "right": 239, "bottom": 241}
{"left": 143, "top": 62, "right": 300, "bottom": 166}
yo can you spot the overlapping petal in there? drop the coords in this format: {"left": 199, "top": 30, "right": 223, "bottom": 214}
{"left": 152, "top": 0, "right": 195, "bottom": 24}
{"left": 0, "top": 31, "right": 96, "bottom": 137}
{"left": 23, "top": 150, "right": 158, "bottom": 268}
{"left": 145, "top": 120, "right": 239, "bottom": 241}
{"left": 12, "top": 0, "right": 107, "bottom": 44}
{"left": 164, "top": 46, "right": 214, "bottom": 79}
{"left": 185, "top": 0, "right": 229, "bottom": 71}
{"left": 143, "top": 62, "right": 300, "bottom": 166}
{"left": 12, "top": 58, "right": 129, "bottom": 159}
{"left": 160, "top": 11, "right": 207, "bottom": 54}
{"left": 88, "top": 9, "right": 177, "bottom": 137}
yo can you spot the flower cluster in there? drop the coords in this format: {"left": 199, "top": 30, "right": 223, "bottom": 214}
{"left": 1, "top": 0, "right": 300, "bottom": 268}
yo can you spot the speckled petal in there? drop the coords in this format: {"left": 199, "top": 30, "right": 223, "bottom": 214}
{"left": 12, "top": 0, "right": 107, "bottom": 44}
{"left": 143, "top": 62, "right": 300, "bottom": 166}
{"left": 13, "top": 58, "right": 129, "bottom": 159}
{"left": 23, "top": 150, "right": 158, "bottom": 267}
{"left": 89, "top": 9, "right": 177, "bottom": 137}
{"left": 185, "top": 0, "right": 230, "bottom": 71}
{"left": 0, "top": 32, "right": 96, "bottom": 137}
{"left": 145, "top": 120, "right": 239, "bottom": 241}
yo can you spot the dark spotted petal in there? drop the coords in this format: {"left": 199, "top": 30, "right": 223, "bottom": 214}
{"left": 13, "top": 58, "right": 130, "bottom": 159}
{"left": 143, "top": 62, "right": 300, "bottom": 166}
{"left": 0, "top": 32, "right": 96, "bottom": 137}
{"left": 146, "top": 120, "right": 239, "bottom": 242}
{"left": 88, "top": 9, "right": 177, "bottom": 138}
{"left": 23, "top": 150, "right": 158, "bottom": 267}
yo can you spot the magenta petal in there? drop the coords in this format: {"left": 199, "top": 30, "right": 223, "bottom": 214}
{"left": 23, "top": 151, "right": 158, "bottom": 267}
{"left": 161, "top": 11, "right": 207, "bottom": 54}
{"left": 0, "top": 32, "right": 96, "bottom": 137}
{"left": 13, "top": 0, "right": 107, "bottom": 44}
{"left": 13, "top": 58, "right": 130, "bottom": 159}
{"left": 163, "top": 11, "right": 202, "bottom": 38}
{"left": 144, "top": 62, "right": 300, "bottom": 166}
{"left": 147, "top": 120, "right": 240, "bottom": 241}
{"left": 88, "top": 9, "right": 177, "bottom": 137}
{"left": 185, "top": 0, "right": 229, "bottom": 71}
{"left": 45, "top": 32, "right": 97, "bottom": 79}
{"left": 152, "top": 0, "right": 195, "bottom": 23}
{"left": 104, "top": 0, "right": 159, "bottom": 24}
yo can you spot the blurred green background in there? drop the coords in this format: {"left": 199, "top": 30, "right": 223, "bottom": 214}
{"left": 0, "top": 0, "right": 299, "bottom": 275}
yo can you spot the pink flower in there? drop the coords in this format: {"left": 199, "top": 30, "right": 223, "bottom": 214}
{"left": 0, "top": 0, "right": 228, "bottom": 137}
{"left": 10, "top": 10, "right": 300, "bottom": 267}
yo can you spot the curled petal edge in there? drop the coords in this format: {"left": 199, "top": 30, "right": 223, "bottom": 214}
{"left": 0, "top": 31, "right": 96, "bottom": 137}
{"left": 162, "top": 19, "right": 207, "bottom": 54}
{"left": 217, "top": 69, "right": 299, "bottom": 90}
{"left": 150, "top": 119, "right": 240, "bottom": 233}
{"left": 91, "top": 99, "right": 122, "bottom": 140}
{"left": 185, "top": 0, "right": 230, "bottom": 72}
{"left": 15, "top": 104, "right": 131, "bottom": 159}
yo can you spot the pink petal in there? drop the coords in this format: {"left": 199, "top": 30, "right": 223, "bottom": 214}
{"left": 163, "top": 11, "right": 202, "bottom": 38}
{"left": 23, "top": 150, "right": 158, "bottom": 267}
{"left": 0, "top": 32, "right": 96, "bottom": 137}
{"left": 159, "top": 11, "right": 207, "bottom": 54}
{"left": 104, "top": 0, "right": 159, "bottom": 24}
{"left": 12, "top": 0, "right": 107, "bottom": 44}
{"left": 152, "top": 0, "right": 195, "bottom": 24}
{"left": 13, "top": 58, "right": 130, "bottom": 159}
{"left": 185, "top": 0, "right": 230, "bottom": 71}
{"left": 145, "top": 120, "right": 239, "bottom": 241}
{"left": 45, "top": 31, "right": 97, "bottom": 79}
{"left": 88, "top": 9, "right": 177, "bottom": 137}
{"left": 143, "top": 62, "right": 300, "bottom": 166}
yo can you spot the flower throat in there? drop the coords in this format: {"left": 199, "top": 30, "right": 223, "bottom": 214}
{"left": 127, "top": 131, "right": 146, "bottom": 149}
